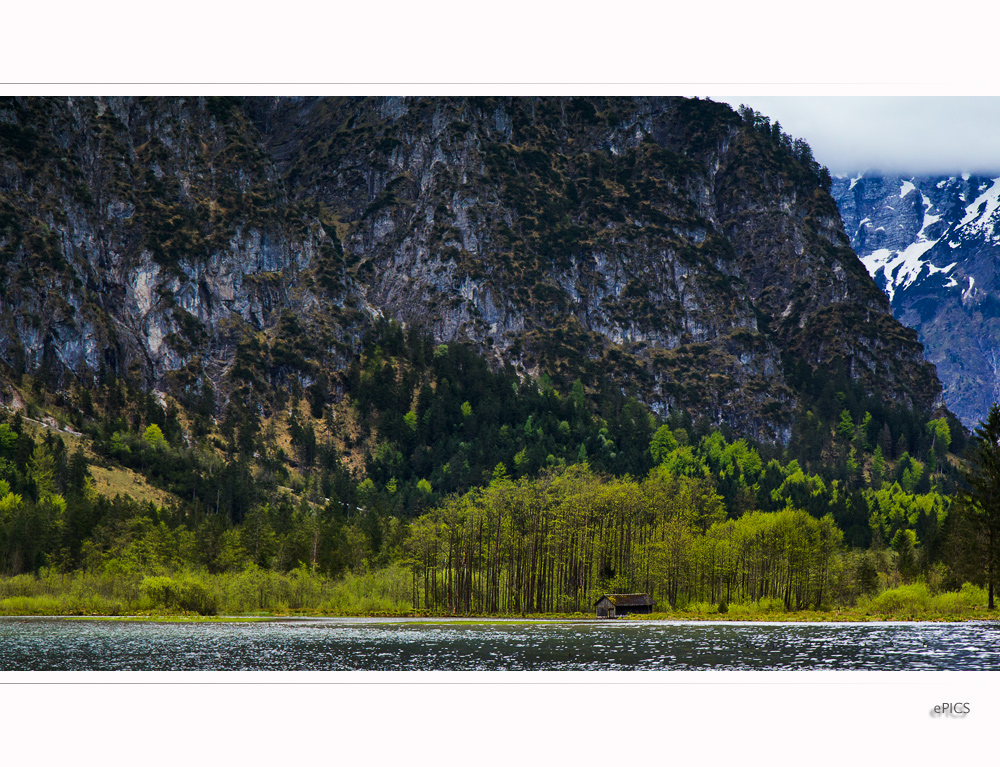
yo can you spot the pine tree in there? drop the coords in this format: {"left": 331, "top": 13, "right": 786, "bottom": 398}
{"left": 957, "top": 403, "right": 1000, "bottom": 609}
{"left": 871, "top": 444, "right": 885, "bottom": 488}
{"left": 879, "top": 423, "right": 893, "bottom": 458}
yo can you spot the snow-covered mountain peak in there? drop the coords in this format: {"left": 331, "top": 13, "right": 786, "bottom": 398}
{"left": 832, "top": 172, "right": 1000, "bottom": 427}
{"left": 956, "top": 177, "right": 1000, "bottom": 238}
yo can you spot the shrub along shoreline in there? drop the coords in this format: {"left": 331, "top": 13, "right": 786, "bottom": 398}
{"left": 0, "top": 567, "right": 993, "bottom": 622}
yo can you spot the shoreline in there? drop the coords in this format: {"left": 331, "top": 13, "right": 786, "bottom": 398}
{"left": 2, "top": 611, "right": 997, "bottom": 624}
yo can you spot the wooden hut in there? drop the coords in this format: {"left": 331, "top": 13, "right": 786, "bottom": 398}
{"left": 595, "top": 593, "right": 655, "bottom": 618}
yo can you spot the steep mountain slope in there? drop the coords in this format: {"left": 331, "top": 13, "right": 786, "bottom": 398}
{"left": 252, "top": 97, "right": 941, "bottom": 437}
{"left": 0, "top": 97, "right": 944, "bottom": 443}
{"left": 0, "top": 96, "right": 362, "bottom": 410}
{"left": 832, "top": 172, "right": 1000, "bottom": 426}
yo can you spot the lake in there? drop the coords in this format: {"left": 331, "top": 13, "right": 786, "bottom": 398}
{"left": 0, "top": 618, "right": 998, "bottom": 671}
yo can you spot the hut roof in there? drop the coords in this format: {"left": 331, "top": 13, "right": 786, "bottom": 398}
{"left": 595, "top": 593, "right": 655, "bottom": 607}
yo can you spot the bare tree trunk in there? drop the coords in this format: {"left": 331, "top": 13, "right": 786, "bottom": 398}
{"left": 990, "top": 527, "right": 995, "bottom": 610}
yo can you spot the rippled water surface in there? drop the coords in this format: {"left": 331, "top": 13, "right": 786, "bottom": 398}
{"left": 1, "top": 618, "right": 998, "bottom": 671}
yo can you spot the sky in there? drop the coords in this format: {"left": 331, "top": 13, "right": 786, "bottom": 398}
{"left": 714, "top": 97, "right": 1000, "bottom": 177}
{"left": 4, "top": 6, "right": 999, "bottom": 180}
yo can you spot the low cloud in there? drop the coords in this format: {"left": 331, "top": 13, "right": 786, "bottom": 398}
{"left": 713, "top": 97, "right": 1000, "bottom": 177}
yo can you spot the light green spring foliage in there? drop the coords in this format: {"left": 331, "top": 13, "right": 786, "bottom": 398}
{"left": 858, "top": 582, "right": 987, "bottom": 616}
{"left": 404, "top": 461, "right": 848, "bottom": 612}
{"left": 0, "top": 488, "right": 23, "bottom": 516}
{"left": 865, "top": 483, "right": 947, "bottom": 547}
{"left": 872, "top": 444, "right": 886, "bottom": 483}
{"left": 0, "top": 567, "right": 988, "bottom": 618}
{"left": 373, "top": 443, "right": 404, "bottom": 477}
{"left": 771, "top": 464, "right": 827, "bottom": 508}
{"left": 667, "top": 426, "right": 950, "bottom": 546}
{"left": 0, "top": 564, "right": 413, "bottom": 617}
{"left": 513, "top": 448, "right": 528, "bottom": 474}
{"left": 491, "top": 462, "right": 508, "bottom": 485}
{"left": 109, "top": 430, "right": 131, "bottom": 457}
{"left": 649, "top": 425, "right": 678, "bottom": 464}
{"left": 0, "top": 406, "right": 963, "bottom": 617}
{"left": 658, "top": 446, "right": 706, "bottom": 478}
{"left": 0, "top": 423, "right": 16, "bottom": 452}
{"left": 857, "top": 412, "right": 872, "bottom": 450}
{"left": 927, "top": 418, "right": 951, "bottom": 452}
{"left": 357, "top": 478, "right": 376, "bottom": 498}
{"left": 403, "top": 410, "right": 418, "bottom": 432}
{"left": 727, "top": 440, "right": 762, "bottom": 478}
{"left": 895, "top": 452, "right": 925, "bottom": 494}
{"left": 143, "top": 423, "right": 167, "bottom": 450}
{"left": 837, "top": 409, "right": 856, "bottom": 443}
{"left": 28, "top": 443, "right": 57, "bottom": 498}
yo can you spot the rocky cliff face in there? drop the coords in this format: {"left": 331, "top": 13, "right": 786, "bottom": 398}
{"left": 0, "top": 96, "right": 944, "bottom": 440}
{"left": 251, "top": 97, "right": 789, "bottom": 437}
{"left": 832, "top": 172, "right": 1000, "bottom": 427}
{"left": 0, "top": 96, "right": 360, "bottom": 407}
{"left": 253, "top": 97, "right": 941, "bottom": 436}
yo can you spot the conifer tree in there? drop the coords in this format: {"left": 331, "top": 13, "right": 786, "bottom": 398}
{"left": 957, "top": 403, "right": 1000, "bottom": 609}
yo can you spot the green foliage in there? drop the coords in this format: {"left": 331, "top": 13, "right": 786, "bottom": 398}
{"left": 954, "top": 402, "right": 1000, "bottom": 608}
{"left": 346, "top": 323, "right": 663, "bottom": 506}
{"left": 0, "top": 424, "right": 16, "bottom": 453}
{"left": 140, "top": 574, "right": 218, "bottom": 615}
{"left": 403, "top": 410, "right": 418, "bottom": 432}
{"left": 649, "top": 425, "right": 678, "bottom": 464}
{"left": 0, "top": 490, "right": 23, "bottom": 515}
{"left": 659, "top": 446, "right": 705, "bottom": 478}
{"left": 28, "top": 443, "right": 56, "bottom": 499}
{"left": 849, "top": 581, "right": 987, "bottom": 617}
{"left": 143, "top": 423, "right": 167, "bottom": 450}
{"left": 0, "top": 394, "right": 977, "bottom": 619}
{"left": 316, "top": 564, "right": 413, "bottom": 615}
{"left": 0, "top": 564, "right": 412, "bottom": 616}
{"left": 927, "top": 582, "right": 987, "bottom": 614}
{"left": 399, "top": 461, "right": 848, "bottom": 613}
{"left": 866, "top": 582, "right": 931, "bottom": 615}
{"left": 871, "top": 444, "right": 886, "bottom": 486}
{"left": 865, "top": 483, "right": 947, "bottom": 554}
{"left": 896, "top": 452, "right": 924, "bottom": 494}
{"left": 837, "top": 409, "right": 855, "bottom": 443}
{"left": 927, "top": 418, "right": 951, "bottom": 452}
{"left": 891, "top": 529, "right": 919, "bottom": 583}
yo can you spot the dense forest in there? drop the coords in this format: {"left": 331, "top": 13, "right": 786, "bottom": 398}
{"left": 0, "top": 320, "right": 988, "bottom": 617}
{"left": 0, "top": 96, "right": 992, "bottom": 618}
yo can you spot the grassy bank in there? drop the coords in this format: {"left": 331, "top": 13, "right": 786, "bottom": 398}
{"left": 0, "top": 564, "right": 413, "bottom": 617}
{"left": 0, "top": 569, "right": 995, "bottom": 622}
{"left": 630, "top": 583, "right": 996, "bottom": 622}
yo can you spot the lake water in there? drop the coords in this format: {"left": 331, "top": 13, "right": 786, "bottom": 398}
{"left": 1, "top": 618, "right": 998, "bottom": 671}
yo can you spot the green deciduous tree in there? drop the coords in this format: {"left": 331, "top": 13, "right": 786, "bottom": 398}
{"left": 143, "top": 423, "right": 167, "bottom": 450}
{"left": 649, "top": 425, "right": 678, "bottom": 464}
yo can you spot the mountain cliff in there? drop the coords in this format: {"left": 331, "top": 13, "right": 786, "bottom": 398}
{"left": 0, "top": 96, "right": 943, "bottom": 442}
{"left": 251, "top": 97, "right": 942, "bottom": 434}
{"left": 0, "top": 96, "right": 362, "bottom": 414}
{"left": 832, "top": 172, "right": 1000, "bottom": 427}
